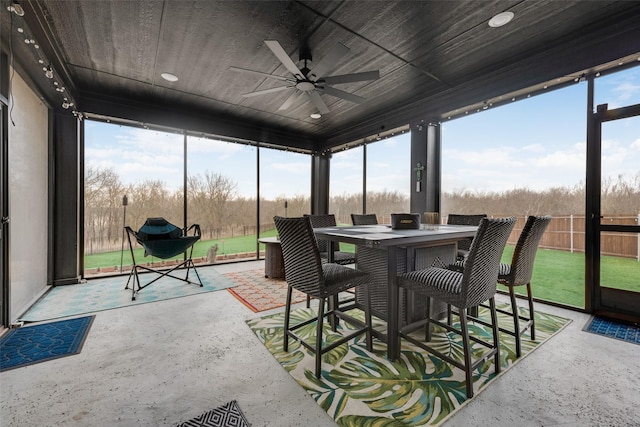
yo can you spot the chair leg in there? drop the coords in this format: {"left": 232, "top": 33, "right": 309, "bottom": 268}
{"left": 447, "top": 304, "right": 452, "bottom": 326}
{"left": 306, "top": 294, "right": 311, "bottom": 308}
{"left": 315, "top": 297, "right": 326, "bottom": 378}
{"left": 459, "top": 309, "right": 474, "bottom": 398}
{"left": 489, "top": 297, "right": 501, "bottom": 374}
{"left": 509, "top": 286, "right": 522, "bottom": 358}
{"left": 283, "top": 286, "right": 293, "bottom": 352}
{"left": 425, "top": 296, "right": 432, "bottom": 342}
{"left": 527, "top": 282, "right": 535, "bottom": 341}
{"left": 363, "top": 285, "right": 373, "bottom": 352}
{"left": 330, "top": 294, "right": 339, "bottom": 331}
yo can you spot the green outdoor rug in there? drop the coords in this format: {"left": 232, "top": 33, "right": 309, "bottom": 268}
{"left": 248, "top": 304, "right": 570, "bottom": 426}
{"left": 19, "top": 266, "right": 236, "bottom": 322}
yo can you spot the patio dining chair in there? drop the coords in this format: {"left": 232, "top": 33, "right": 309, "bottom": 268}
{"left": 351, "top": 213, "right": 378, "bottom": 225}
{"left": 447, "top": 213, "right": 487, "bottom": 261}
{"left": 304, "top": 214, "right": 356, "bottom": 265}
{"left": 396, "top": 216, "right": 516, "bottom": 398}
{"left": 274, "top": 216, "right": 373, "bottom": 378}
{"left": 304, "top": 213, "right": 357, "bottom": 309}
{"left": 495, "top": 215, "right": 552, "bottom": 357}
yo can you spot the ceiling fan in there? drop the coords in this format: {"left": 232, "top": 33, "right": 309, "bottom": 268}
{"left": 230, "top": 40, "right": 380, "bottom": 114}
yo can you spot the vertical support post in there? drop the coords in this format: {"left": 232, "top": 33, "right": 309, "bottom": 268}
{"left": 585, "top": 75, "right": 598, "bottom": 312}
{"left": 256, "top": 142, "right": 260, "bottom": 259}
{"left": 311, "top": 151, "right": 331, "bottom": 214}
{"left": 183, "top": 132, "right": 187, "bottom": 230}
{"left": 362, "top": 143, "right": 367, "bottom": 214}
{"left": 410, "top": 122, "right": 441, "bottom": 215}
{"left": 570, "top": 214, "right": 574, "bottom": 253}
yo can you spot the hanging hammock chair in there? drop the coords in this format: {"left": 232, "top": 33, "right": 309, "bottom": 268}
{"left": 124, "top": 217, "right": 203, "bottom": 300}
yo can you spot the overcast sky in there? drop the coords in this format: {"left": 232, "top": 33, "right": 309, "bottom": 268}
{"left": 85, "top": 66, "right": 639, "bottom": 199}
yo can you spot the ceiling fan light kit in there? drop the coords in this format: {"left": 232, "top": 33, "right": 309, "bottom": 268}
{"left": 231, "top": 40, "right": 380, "bottom": 114}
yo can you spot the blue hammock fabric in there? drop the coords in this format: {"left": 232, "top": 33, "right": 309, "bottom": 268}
{"left": 125, "top": 217, "right": 203, "bottom": 300}
{"left": 134, "top": 218, "right": 200, "bottom": 259}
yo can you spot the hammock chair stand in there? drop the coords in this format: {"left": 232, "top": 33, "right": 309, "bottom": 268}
{"left": 124, "top": 218, "right": 203, "bottom": 301}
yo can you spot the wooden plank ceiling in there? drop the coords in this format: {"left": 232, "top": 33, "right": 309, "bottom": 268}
{"left": 4, "top": 0, "right": 640, "bottom": 151}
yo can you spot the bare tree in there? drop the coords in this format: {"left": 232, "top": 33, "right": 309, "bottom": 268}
{"left": 84, "top": 166, "right": 125, "bottom": 253}
{"left": 188, "top": 171, "right": 239, "bottom": 238}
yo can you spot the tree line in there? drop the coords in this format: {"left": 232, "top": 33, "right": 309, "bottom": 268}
{"left": 85, "top": 166, "right": 639, "bottom": 254}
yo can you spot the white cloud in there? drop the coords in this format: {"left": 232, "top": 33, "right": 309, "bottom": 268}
{"left": 612, "top": 82, "right": 640, "bottom": 102}
{"left": 269, "top": 161, "right": 309, "bottom": 174}
{"left": 188, "top": 137, "right": 246, "bottom": 158}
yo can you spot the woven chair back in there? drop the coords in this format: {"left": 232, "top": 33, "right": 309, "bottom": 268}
{"left": 274, "top": 216, "right": 324, "bottom": 295}
{"left": 351, "top": 213, "right": 378, "bottom": 225}
{"left": 508, "top": 215, "right": 552, "bottom": 286}
{"left": 461, "top": 217, "right": 516, "bottom": 307}
{"left": 446, "top": 213, "right": 487, "bottom": 226}
{"left": 447, "top": 214, "right": 487, "bottom": 251}
{"left": 304, "top": 214, "right": 339, "bottom": 253}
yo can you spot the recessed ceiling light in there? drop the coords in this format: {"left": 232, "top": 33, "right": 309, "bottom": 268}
{"left": 161, "top": 73, "right": 178, "bottom": 82}
{"left": 310, "top": 113, "right": 322, "bottom": 119}
{"left": 488, "top": 11, "right": 514, "bottom": 27}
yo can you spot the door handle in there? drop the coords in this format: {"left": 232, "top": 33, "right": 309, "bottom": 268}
{"left": 1, "top": 217, "right": 8, "bottom": 224}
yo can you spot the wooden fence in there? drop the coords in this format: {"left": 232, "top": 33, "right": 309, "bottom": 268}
{"left": 522, "top": 215, "right": 639, "bottom": 260}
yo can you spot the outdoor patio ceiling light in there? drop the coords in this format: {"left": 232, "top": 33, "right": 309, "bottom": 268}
{"left": 310, "top": 113, "right": 322, "bottom": 119}
{"left": 161, "top": 72, "right": 178, "bottom": 82}
{"left": 488, "top": 11, "right": 514, "bottom": 27}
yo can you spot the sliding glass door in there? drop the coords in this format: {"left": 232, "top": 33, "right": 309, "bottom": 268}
{"left": 590, "top": 104, "right": 640, "bottom": 318}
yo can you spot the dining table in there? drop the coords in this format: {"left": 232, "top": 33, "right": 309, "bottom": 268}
{"left": 313, "top": 223, "right": 478, "bottom": 361}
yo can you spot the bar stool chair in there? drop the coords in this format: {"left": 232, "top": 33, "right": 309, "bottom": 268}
{"left": 495, "top": 215, "right": 551, "bottom": 357}
{"left": 396, "top": 217, "right": 516, "bottom": 398}
{"left": 274, "top": 216, "right": 373, "bottom": 378}
{"left": 304, "top": 213, "right": 356, "bottom": 309}
{"left": 446, "top": 214, "right": 487, "bottom": 261}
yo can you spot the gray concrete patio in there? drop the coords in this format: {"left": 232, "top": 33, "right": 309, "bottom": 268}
{"left": 1, "top": 260, "right": 638, "bottom": 426}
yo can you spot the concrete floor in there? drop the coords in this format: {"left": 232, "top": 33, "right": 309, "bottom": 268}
{"left": 2, "top": 260, "right": 639, "bottom": 427}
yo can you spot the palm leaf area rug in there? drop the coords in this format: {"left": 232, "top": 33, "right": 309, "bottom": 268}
{"left": 248, "top": 304, "right": 570, "bottom": 426}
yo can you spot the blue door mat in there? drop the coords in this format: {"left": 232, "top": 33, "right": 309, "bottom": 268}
{"left": 583, "top": 316, "right": 640, "bottom": 345}
{"left": 0, "top": 316, "right": 95, "bottom": 372}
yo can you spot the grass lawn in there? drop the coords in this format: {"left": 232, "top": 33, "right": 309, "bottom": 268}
{"left": 499, "top": 245, "right": 639, "bottom": 308}
{"left": 84, "top": 229, "right": 279, "bottom": 270}
{"left": 85, "top": 234, "right": 638, "bottom": 309}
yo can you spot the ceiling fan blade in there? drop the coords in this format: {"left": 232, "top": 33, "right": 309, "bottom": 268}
{"left": 311, "top": 43, "right": 350, "bottom": 79}
{"left": 278, "top": 91, "right": 302, "bottom": 111}
{"left": 320, "top": 86, "right": 366, "bottom": 104}
{"left": 264, "top": 40, "right": 304, "bottom": 78}
{"left": 229, "top": 66, "right": 293, "bottom": 82}
{"left": 321, "top": 70, "right": 380, "bottom": 85}
{"left": 241, "top": 86, "right": 292, "bottom": 97}
{"left": 307, "top": 91, "right": 330, "bottom": 114}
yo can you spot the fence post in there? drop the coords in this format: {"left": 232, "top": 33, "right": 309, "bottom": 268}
{"left": 570, "top": 214, "right": 574, "bottom": 253}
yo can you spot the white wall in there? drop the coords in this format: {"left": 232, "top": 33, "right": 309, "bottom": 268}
{"left": 8, "top": 69, "right": 49, "bottom": 321}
